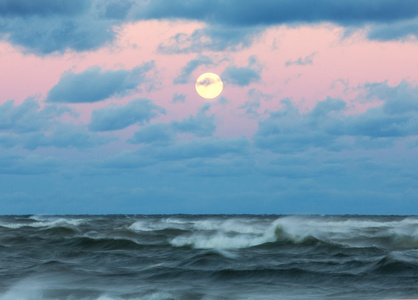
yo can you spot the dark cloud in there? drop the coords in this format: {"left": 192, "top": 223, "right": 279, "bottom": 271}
{"left": 140, "top": 0, "right": 418, "bottom": 46}
{"left": 46, "top": 62, "right": 154, "bottom": 103}
{"left": 0, "top": 1, "right": 117, "bottom": 55}
{"left": 222, "top": 56, "right": 262, "bottom": 86}
{"left": 0, "top": 0, "right": 89, "bottom": 17}
{"left": 367, "top": 17, "right": 418, "bottom": 41}
{"left": 102, "top": 0, "right": 134, "bottom": 20}
{"left": 135, "top": 0, "right": 418, "bottom": 27}
{"left": 2, "top": 1, "right": 417, "bottom": 56}
{"left": 173, "top": 55, "right": 214, "bottom": 84}
{"left": 89, "top": 98, "right": 165, "bottom": 131}
{"left": 285, "top": 52, "right": 318, "bottom": 66}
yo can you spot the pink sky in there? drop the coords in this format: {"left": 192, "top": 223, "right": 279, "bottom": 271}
{"left": 1, "top": 21, "right": 417, "bottom": 141}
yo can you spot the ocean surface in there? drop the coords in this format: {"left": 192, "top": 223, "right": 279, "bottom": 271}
{"left": 0, "top": 215, "right": 417, "bottom": 300}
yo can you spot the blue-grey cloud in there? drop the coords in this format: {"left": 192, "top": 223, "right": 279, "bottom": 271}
{"left": 134, "top": 0, "right": 418, "bottom": 27}
{"left": 0, "top": 0, "right": 134, "bottom": 55}
{"left": 173, "top": 55, "right": 214, "bottom": 84}
{"left": 367, "top": 17, "right": 418, "bottom": 41}
{"left": 216, "top": 96, "right": 230, "bottom": 105}
{"left": 89, "top": 98, "right": 165, "bottom": 132}
{"left": 239, "top": 88, "right": 275, "bottom": 117}
{"left": 2, "top": 1, "right": 418, "bottom": 56}
{"left": 158, "top": 25, "right": 263, "bottom": 54}
{"left": 363, "top": 80, "right": 418, "bottom": 114}
{"left": 0, "top": 0, "right": 89, "bottom": 17}
{"left": 127, "top": 123, "right": 173, "bottom": 145}
{"left": 0, "top": 153, "right": 60, "bottom": 175}
{"left": 141, "top": 136, "right": 250, "bottom": 161}
{"left": 222, "top": 56, "right": 262, "bottom": 86}
{"left": 171, "top": 104, "right": 216, "bottom": 137}
{"left": 172, "top": 93, "right": 186, "bottom": 103}
{"left": 0, "top": 5, "right": 117, "bottom": 55}
{"left": 0, "top": 97, "right": 115, "bottom": 150}
{"left": 129, "top": 104, "right": 216, "bottom": 145}
{"left": 247, "top": 88, "right": 275, "bottom": 102}
{"left": 138, "top": 0, "right": 418, "bottom": 45}
{"left": 0, "top": 98, "right": 73, "bottom": 133}
{"left": 254, "top": 98, "right": 343, "bottom": 153}
{"left": 254, "top": 81, "right": 418, "bottom": 153}
{"left": 285, "top": 52, "right": 317, "bottom": 66}
{"left": 46, "top": 62, "right": 154, "bottom": 103}
{"left": 20, "top": 124, "right": 115, "bottom": 150}
{"left": 239, "top": 99, "right": 260, "bottom": 117}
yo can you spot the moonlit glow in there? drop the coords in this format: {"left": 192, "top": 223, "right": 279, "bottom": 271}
{"left": 195, "top": 73, "right": 223, "bottom": 99}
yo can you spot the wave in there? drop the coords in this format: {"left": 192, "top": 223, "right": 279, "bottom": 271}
{"left": 2, "top": 215, "right": 418, "bottom": 251}
{"left": 170, "top": 216, "right": 418, "bottom": 250}
{"left": 0, "top": 217, "right": 85, "bottom": 230}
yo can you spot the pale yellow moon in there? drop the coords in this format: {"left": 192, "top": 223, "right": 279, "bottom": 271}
{"left": 195, "top": 73, "right": 223, "bottom": 99}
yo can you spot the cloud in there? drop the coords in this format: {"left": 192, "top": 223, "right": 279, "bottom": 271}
{"left": 173, "top": 55, "right": 214, "bottom": 84}
{"left": 0, "top": 153, "right": 60, "bottom": 175}
{"left": 222, "top": 56, "right": 262, "bottom": 86}
{"left": 135, "top": 0, "right": 418, "bottom": 27}
{"left": 364, "top": 80, "right": 418, "bottom": 114}
{"left": 239, "top": 88, "right": 275, "bottom": 117}
{"left": 216, "top": 96, "right": 230, "bottom": 105}
{"left": 140, "top": 136, "right": 251, "bottom": 161}
{"left": 254, "top": 81, "right": 418, "bottom": 153}
{"left": 0, "top": 98, "right": 73, "bottom": 133}
{"left": 285, "top": 52, "right": 317, "bottom": 66}
{"left": 89, "top": 98, "right": 165, "bottom": 131}
{"left": 21, "top": 124, "right": 115, "bottom": 150}
{"left": 3, "top": 1, "right": 418, "bottom": 56}
{"left": 127, "top": 123, "right": 173, "bottom": 145}
{"left": 0, "top": 0, "right": 89, "bottom": 17}
{"left": 158, "top": 25, "right": 263, "bottom": 54}
{"left": 367, "top": 17, "right": 418, "bottom": 41}
{"left": 171, "top": 104, "right": 216, "bottom": 137}
{"left": 128, "top": 104, "right": 216, "bottom": 145}
{"left": 239, "top": 99, "right": 260, "bottom": 118}
{"left": 0, "top": 97, "right": 114, "bottom": 150}
{"left": 172, "top": 93, "right": 186, "bottom": 103}
{"left": 47, "top": 62, "right": 154, "bottom": 103}
{"left": 138, "top": 0, "right": 418, "bottom": 47}
{"left": 254, "top": 98, "right": 343, "bottom": 153}
{"left": 0, "top": 0, "right": 119, "bottom": 55}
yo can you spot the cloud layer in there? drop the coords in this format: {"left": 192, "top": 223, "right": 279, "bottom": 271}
{"left": 47, "top": 62, "right": 154, "bottom": 103}
{"left": 1, "top": 1, "right": 417, "bottom": 55}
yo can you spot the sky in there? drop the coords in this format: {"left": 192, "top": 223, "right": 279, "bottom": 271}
{"left": 0, "top": 0, "right": 418, "bottom": 215}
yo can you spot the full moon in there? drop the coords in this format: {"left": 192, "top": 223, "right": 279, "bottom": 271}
{"left": 195, "top": 73, "right": 223, "bottom": 99}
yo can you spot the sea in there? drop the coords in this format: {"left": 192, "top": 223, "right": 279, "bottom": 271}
{"left": 0, "top": 215, "right": 417, "bottom": 300}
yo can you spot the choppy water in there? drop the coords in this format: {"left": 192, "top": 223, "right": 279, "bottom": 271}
{"left": 0, "top": 215, "right": 417, "bottom": 300}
